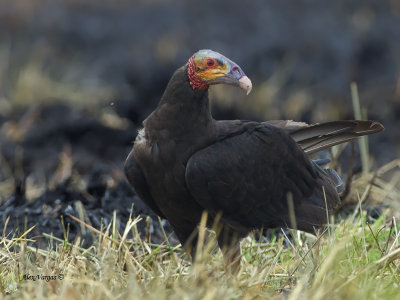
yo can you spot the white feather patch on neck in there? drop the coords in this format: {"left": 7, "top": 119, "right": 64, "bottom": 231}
{"left": 135, "top": 128, "right": 146, "bottom": 145}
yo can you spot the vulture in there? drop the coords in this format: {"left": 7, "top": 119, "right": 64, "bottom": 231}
{"left": 125, "top": 49, "right": 383, "bottom": 267}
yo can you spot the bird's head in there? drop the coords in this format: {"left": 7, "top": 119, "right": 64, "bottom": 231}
{"left": 187, "top": 49, "right": 252, "bottom": 95}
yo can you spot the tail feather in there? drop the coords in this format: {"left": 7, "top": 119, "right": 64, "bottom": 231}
{"left": 313, "top": 158, "right": 331, "bottom": 166}
{"left": 324, "top": 168, "right": 345, "bottom": 193}
{"left": 286, "top": 120, "right": 383, "bottom": 154}
{"left": 312, "top": 159, "right": 345, "bottom": 194}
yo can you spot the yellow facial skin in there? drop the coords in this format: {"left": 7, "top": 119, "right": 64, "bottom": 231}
{"left": 193, "top": 55, "right": 230, "bottom": 82}
{"left": 189, "top": 49, "right": 252, "bottom": 94}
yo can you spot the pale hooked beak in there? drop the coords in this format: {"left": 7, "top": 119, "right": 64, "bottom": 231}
{"left": 206, "top": 57, "right": 253, "bottom": 95}
{"left": 238, "top": 76, "right": 252, "bottom": 95}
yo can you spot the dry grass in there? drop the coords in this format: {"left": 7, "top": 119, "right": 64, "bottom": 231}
{"left": 1, "top": 165, "right": 400, "bottom": 300}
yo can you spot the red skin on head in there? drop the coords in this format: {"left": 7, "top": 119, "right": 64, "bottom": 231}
{"left": 187, "top": 57, "right": 209, "bottom": 90}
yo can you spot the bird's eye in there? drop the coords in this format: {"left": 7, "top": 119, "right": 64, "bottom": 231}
{"left": 206, "top": 59, "right": 215, "bottom": 67}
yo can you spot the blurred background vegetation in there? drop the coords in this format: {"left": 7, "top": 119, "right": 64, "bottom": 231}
{"left": 1, "top": 0, "right": 399, "bottom": 153}
{"left": 0, "top": 0, "right": 399, "bottom": 242}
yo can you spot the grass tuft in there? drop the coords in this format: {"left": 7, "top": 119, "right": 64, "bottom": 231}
{"left": 351, "top": 82, "right": 370, "bottom": 175}
{"left": 1, "top": 175, "right": 400, "bottom": 299}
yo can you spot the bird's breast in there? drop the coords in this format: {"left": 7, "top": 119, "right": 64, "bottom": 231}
{"left": 133, "top": 129, "right": 208, "bottom": 217}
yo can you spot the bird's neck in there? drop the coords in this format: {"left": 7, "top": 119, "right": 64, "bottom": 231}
{"left": 143, "top": 66, "right": 214, "bottom": 140}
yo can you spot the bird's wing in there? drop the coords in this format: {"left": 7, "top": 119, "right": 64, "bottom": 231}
{"left": 185, "top": 122, "right": 340, "bottom": 233}
{"left": 264, "top": 119, "right": 310, "bottom": 131}
{"left": 265, "top": 120, "right": 384, "bottom": 154}
{"left": 124, "top": 150, "right": 165, "bottom": 218}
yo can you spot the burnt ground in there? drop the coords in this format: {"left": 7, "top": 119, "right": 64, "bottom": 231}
{"left": 0, "top": 0, "right": 399, "bottom": 248}
{"left": 0, "top": 103, "right": 179, "bottom": 247}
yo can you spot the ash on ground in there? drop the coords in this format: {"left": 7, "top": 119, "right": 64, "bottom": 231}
{"left": 0, "top": 103, "right": 179, "bottom": 248}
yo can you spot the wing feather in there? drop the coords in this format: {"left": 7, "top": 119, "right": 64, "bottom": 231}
{"left": 265, "top": 120, "right": 384, "bottom": 154}
{"left": 185, "top": 123, "right": 340, "bottom": 232}
{"left": 124, "top": 150, "right": 165, "bottom": 218}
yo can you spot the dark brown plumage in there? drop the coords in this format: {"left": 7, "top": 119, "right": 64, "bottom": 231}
{"left": 124, "top": 50, "right": 383, "bottom": 267}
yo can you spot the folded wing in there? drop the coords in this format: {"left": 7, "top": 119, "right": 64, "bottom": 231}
{"left": 185, "top": 123, "right": 341, "bottom": 233}
{"left": 266, "top": 120, "right": 384, "bottom": 154}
